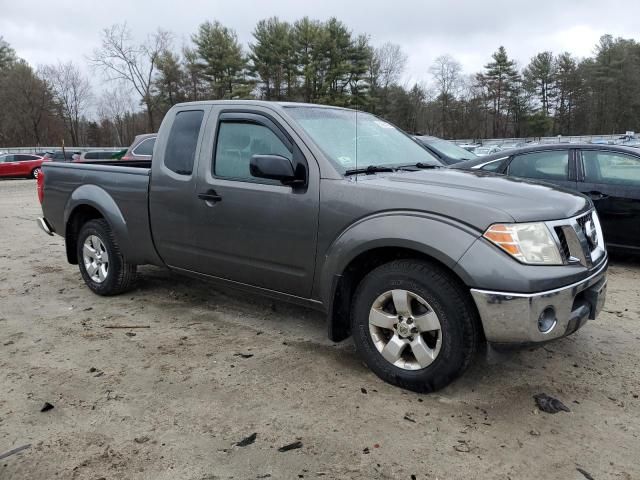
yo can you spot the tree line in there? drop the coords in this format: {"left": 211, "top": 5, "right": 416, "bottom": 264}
{"left": 1, "top": 18, "right": 639, "bottom": 148}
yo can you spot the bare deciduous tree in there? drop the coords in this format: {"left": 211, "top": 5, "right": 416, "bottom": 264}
{"left": 374, "top": 42, "right": 408, "bottom": 89}
{"left": 369, "top": 42, "right": 408, "bottom": 115}
{"left": 90, "top": 23, "right": 171, "bottom": 131}
{"left": 429, "top": 55, "right": 462, "bottom": 137}
{"left": 40, "top": 61, "right": 92, "bottom": 146}
{"left": 97, "top": 83, "right": 135, "bottom": 145}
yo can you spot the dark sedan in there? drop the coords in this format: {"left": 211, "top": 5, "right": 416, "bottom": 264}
{"left": 452, "top": 143, "right": 640, "bottom": 252}
{"left": 413, "top": 135, "right": 477, "bottom": 165}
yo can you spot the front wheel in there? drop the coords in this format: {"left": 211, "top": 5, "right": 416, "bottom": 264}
{"left": 77, "top": 219, "right": 136, "bottom": 295}
{"left": 351, "top": 259, "right": 480, "bottom": 393}
{"left": 31, "top": 167, "right": 42, "bottom": 179}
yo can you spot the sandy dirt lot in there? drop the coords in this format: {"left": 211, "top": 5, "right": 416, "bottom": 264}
{"left": 1, "top": 178, "right": 639, "bottom": 480}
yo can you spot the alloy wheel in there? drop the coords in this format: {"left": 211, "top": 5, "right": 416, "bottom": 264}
{"left": 82, "top": 235, "right": 109, "bottom": 283}
{"left": 368, "top": 289, "right": 443, "bottom": 370}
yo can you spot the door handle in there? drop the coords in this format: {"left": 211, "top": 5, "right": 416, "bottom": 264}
{"left": 586, "top": 191, "right": 608, "bottom": 201}
{"left": 198, "top": 190, "right": 222, "bottom": 203}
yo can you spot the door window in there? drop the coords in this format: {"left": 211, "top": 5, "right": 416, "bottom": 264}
{"left": 508, "top": 150, "right": 569, "bottom": 181}
{"left": 214, "top": 121, "right": 292, "bottom": 182}
{"left": 164, "top": 111, "right": 204, "bottom": 176}
{"left": 16, "top": 154, "right": 37, "bottom": 161}
{"left": 583, "top": 151, "right": 640, "bottom": 186}
{"left": 1, "top": 155, "right": 15, "bottom": 162}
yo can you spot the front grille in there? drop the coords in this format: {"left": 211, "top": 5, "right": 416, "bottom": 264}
{"left": 548, "top": 210, "right": 604, "bottom": 267}
{"left": 576, "top": 212, "right": 597, "bottom": 253}
{"left": 576, "top": 212, "right": 591, "bottom": 230}
{"left": 554, "top": 227, "right": 571, "bottom": 260}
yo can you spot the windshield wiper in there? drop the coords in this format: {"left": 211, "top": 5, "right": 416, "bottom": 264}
{"left": 344, "top": 165, "right": 396, "bottom": 176}
{"left": 396, "top": 162, "right": 442, "bottom": 171}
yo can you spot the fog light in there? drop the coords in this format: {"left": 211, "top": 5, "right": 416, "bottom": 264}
{"left": 538, "top": 307, "right": 557, "bottom": 333}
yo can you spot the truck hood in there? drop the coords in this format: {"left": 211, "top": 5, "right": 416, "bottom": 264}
{"left": 360, "top": 168, "right": 591, "bottom": 225}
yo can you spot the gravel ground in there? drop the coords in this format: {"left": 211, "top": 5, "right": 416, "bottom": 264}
{"left": 1, "top": 178, "right": 639, "bottom": 480}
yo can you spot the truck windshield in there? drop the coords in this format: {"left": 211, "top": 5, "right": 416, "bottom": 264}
{"left": 286, "top": 106, "right": 441, "bottom": 173}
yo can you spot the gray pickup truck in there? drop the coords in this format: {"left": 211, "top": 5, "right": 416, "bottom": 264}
{"left": 37, "top": 101, "right": 608, "bottom": 392}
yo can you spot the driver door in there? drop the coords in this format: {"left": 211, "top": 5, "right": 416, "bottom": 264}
{"left": 187, "top": 108, "right": 321, "bottom": 298}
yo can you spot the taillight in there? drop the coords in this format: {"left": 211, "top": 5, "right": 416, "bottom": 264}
{"left": 37, "top": 168, "right": 45, "bottom": 204}
{"left": 121, "top": 156, "right": 131, "bottom": 161}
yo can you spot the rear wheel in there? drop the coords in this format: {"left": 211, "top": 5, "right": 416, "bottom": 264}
{"left": 351, "top": 259, "right": 479, "bottom": 393}
{"left": 76, "top": 219, "right": 136, "bottom": 295}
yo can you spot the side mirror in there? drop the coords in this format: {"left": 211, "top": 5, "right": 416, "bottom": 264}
{"left": 250, "top": 154, "right": 299, "bottom": 184}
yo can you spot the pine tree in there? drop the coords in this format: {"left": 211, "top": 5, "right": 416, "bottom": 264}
{"left": 192, "top": 21, "right": 247, "bottom": 99}
{"left": 477, "top": 46, "right": 520, "bottom": 137}
{"left": 523, "top": 51, "right": 556, "bottom": 117}
{"left": 249, "top": 17, "right": 295, "bottom": 100}
{"left": 155, "top": 49, "right": 185, "bottom": 110}
{"left": 0, "top": 36, "right": 16, "bottom": 71}
{"left": 554, "top": 52, "right": 581, "bottom": 134}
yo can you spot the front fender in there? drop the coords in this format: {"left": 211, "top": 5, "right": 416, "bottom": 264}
{"left": 316, "top": 212, "right": 481, "bottom": 304}
{"left": 63, "top": 184, "right": 132, "bottom": 260}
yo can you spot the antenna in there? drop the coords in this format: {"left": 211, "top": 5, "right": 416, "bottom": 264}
{"left": 354, "top": 85, "right": 358, "bottom": 182}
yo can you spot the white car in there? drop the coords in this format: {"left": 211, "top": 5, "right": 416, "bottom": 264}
{"left": 474, "top": 145, "right": 501, "bottom": 156}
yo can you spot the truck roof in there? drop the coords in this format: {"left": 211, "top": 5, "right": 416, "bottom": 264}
{"left": 172, "top": 99, "right": 353, "bottom": 111}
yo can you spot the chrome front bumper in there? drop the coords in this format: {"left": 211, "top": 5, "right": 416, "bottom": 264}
{"left": 470, "top": 261, "right": 608, "bottom": 345}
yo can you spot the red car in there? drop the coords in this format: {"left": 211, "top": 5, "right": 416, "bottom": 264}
{"left": 0, "top": 153, "right": 49, "bottom": 179}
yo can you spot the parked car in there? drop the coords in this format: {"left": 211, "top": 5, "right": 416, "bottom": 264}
{"left": 413, "top": 136, "right": 477, "bottom": 165}
{"left": 46, "top": 151, "right": 75, "bottom": 162}
{"left": 74, "top": 150, "right": 122, "bottom": 162}
{"left": 110, "top": 149, "right": 128, "bottom": 160}
{"left": 121, "top": 134, "right": 156, "bottom": 161}
{"left": 0, "top": 153, "right": 48, "bottom": 179}
{"left": 459, "top": 143, "right": 480, "bottom": 152}
{"left": 473, "top": 145, "right": 501, "bottom": 156}
{"left": 452, "top": 143, "right": 640, "bottom": 252}
{"left": 498, "top": 142, "right": 526, "bottom": 152}
{"left": 37, "top": 101, "right": 607, "bottom": 393}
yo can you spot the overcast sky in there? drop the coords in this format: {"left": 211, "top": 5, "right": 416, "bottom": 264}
{"left": 1, "top": 0, "right": 639, "bottom": 86}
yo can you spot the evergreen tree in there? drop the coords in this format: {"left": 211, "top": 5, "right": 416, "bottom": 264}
{"left": 249, "top": 17, "right": 295, "bottom": 100}
{"left": 554, "top": 52, "right": 581, "bottom": 134}
{"left": 192, "top": 20, "right": 247, "bottom": 99}
{"left": 293, "top": 17, "right": 324, "bottom": 103}
{"left": 155, "top": 49, "right": 185, "bottom": 110}
{"left": 523, "top": 51, "right": 556, "bottom": 117}
{"left": 0, "top": 36, "right": 16, "bottom": 71}
{"left": 477, "top": 46, "right": 520, "bottom": 136}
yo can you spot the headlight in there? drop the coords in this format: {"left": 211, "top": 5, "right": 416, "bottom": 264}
{"left": 483, "top": 222, "right": 562, "bottom": 265}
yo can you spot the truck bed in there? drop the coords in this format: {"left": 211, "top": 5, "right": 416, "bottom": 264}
{"left": 41, "top": 161, "right": 160, "bottom": 266}
{"left": 73, "top": 159, "right": 152, "bottom": 168}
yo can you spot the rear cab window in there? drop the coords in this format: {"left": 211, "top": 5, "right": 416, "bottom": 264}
{"left": 164, "top": 110, "right": 204, "bottom": 176}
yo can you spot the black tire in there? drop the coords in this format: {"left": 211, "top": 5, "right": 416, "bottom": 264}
{"left": 76, "top": 219, "right": 136, "bottom": 295}
{"left": 351, "top": 259, "right": 480, "bottom": 393}
{"left": 31, "top": 167, "right": 41, "bottom": 179}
